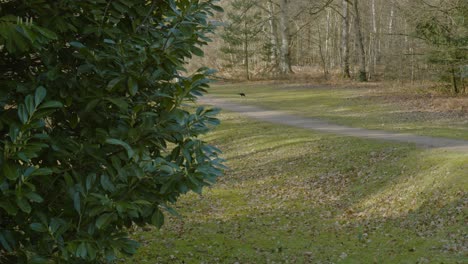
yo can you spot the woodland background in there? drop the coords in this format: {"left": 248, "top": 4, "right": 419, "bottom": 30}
{"left": 192, "top": 0, "right": 467, "bottom": 94}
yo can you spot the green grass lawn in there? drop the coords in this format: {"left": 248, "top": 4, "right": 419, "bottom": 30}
{"left": 208, "top": 82, "right": 468, "bottom": 140}
{"left": 130, "top": 110, "right": 468, "bottom": 263}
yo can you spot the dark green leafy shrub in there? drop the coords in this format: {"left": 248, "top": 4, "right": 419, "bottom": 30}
{"left": 0, "top": 0, "right": 223, "bottom": 262}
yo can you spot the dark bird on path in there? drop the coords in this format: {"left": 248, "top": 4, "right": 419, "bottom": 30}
{"left": 239, "top": 93, "right": 246, "bottom": 97}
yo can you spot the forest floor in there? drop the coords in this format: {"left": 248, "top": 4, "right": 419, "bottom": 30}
{"left": 130, "top": 81, "right": 467, "bottom": 263}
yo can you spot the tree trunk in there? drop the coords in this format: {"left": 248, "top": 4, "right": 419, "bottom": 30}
{"left": 341, "top": 0, "right": 351, "bottom": 78}
{"left": 387, "top": 1, "right": 394, "bottom": 50}
{"left": 369, "top": 0, "right": 378, "bottom": 79}
{"left": 325, "top": 8, "right": 331, "bottom": 72}
{"left": 410, "top": 47, "right": 415, "bottom": 84}
{"left": 244, "top": 21, "right": 250, "bottom": 80}
{"left": 451, "top": 65, "right": 459, "bottom": 94}
{"left": 267, "top": 0, "right": 279, "bottom": 71}
{"left": 318, "top": 26, "right": 329, "bottom": 79}
{"left": 332, "top": 11, "right": 340, "bottom": 69}
{"left": 279, "top": 0, "right": 292, "bottom": 75}
{"left": 353, "top": 0, "right": 367, "bottom": 82}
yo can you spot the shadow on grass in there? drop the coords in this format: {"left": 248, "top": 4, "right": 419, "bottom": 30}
{"left": 130, "top": 112, "right": 467, "bottom": 264}
{"left": 133, "top": 195, "right": 466, "bottom": 263}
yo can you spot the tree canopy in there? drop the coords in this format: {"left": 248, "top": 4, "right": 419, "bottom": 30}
{"left": 0, "top": 0, "right": 224, "bottom": 263}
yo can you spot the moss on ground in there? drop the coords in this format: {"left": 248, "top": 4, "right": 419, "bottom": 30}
{"left": 130, "top": 110, "right": 467, "bottom": 263}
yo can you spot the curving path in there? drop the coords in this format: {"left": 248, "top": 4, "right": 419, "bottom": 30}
{"left": 199, "top": 96, "right": 468, "bottom": 153}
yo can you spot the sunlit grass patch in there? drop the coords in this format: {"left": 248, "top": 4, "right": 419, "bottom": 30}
{"left": 352, "top": 150, "right": 467, "bottom": 217}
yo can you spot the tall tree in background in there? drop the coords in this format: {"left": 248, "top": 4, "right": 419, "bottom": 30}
{"left": 221, "top": 0, "right": 262, "bottom": 80}
{"left": 279, "top": 0, "right": 293, "bottom": 75}
{"left": 352, "top": 0, "right": 367, "bottom": 81}
{"left": 217, "top": 0, "right": 334, "bottom": 79}
{"left": 267, "top": 0, "right": 280, "bottom": 72}
{"left": 341, "top": 0, "right": 351, "bottom": 78}
{"left": 368, "top": 0, "right": 379, "bottom": 79}
{"left": 413, "top": 0, "right": 467, "bottom": 93}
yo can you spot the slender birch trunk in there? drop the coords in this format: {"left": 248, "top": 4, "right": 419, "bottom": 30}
{"left": 318, "top": 26, "right": 329, "bottom": 79}
{"left": 243, "top": 21, "right": 250, "bottom": 80}
{"left": 341, "top": 0, "right": 351, "bottom": 78}
{"left": 325, "top": 8, "right": 331, "bottom": 72}
{"left": 332, "top": 11, "right": 339, "bottom": 69}
{"left": 369, "top": 0, "right": 378, "bottom": 79}
{"left": 267, "top": 0, "right": 279, "bottom": 71}
{"left": 279, "top": 0, "right": 292, "bottom": 75}
{"left": 388, "top": 0, "right": 394, "bottom": 51}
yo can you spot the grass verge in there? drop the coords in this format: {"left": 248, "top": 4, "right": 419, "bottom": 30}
{"left": 208, "top": 82, "right": 468, "bottom": 140}
{"left": 131, "top": 110, "right": 467, "bottom": 263}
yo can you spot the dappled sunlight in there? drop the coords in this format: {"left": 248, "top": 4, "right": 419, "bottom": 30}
{"left": 132, "top": 110, "right": 467, "bottom": 263}
{"left": 331, "top": 107, "right": 353, "bottom": 113}
{"left": 341, "top": 149, "right": 467, "bottom": 220}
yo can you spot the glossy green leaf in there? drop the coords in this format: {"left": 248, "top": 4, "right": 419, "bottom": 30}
{"left": 34, "top": 86, "right": 47, "bottom": 107}
{"left": 86, "top": 173, "right": 96, "bottom": 191}
{"left": 29, "top": 255, "right": 49, "bottom": 264}
{"left": 76, "top": 242, "right": 87, "bottom": 258}
{"left": 70, "top": 41, "right": 85, "bottom": 49}
{"left": 49, "top": 218, "right": 61, "bottom": 234}
{"left": 73, "top": 192, "right": 81, "bottom": 214}
{"left": 25, "top": 95, "right": 35, "bottom": 116}
{"left": 151, "top": 209, "right": 164, "bottom": 229}
{"left": 25, "top": 192, "right": 44, "bottom": 203}
{"left": 95, "top": 213, "right": 113, "bottom": 229}
{"left": 86, "top": 243, "right": 97, "bottom": 259}
{"left": 18, "top": 104, "right": 28, "bottom": 124}
{"left": 211, "top": 5, "right": 224, "bottom": 12}
{"left": 105, "top": 97, "right": 128, "bottom": 112}
{"left": 30, "top": 223, "right": 47, "bottom": 232}
{"left": 100, "top": 174, "right": 115, "bottom": 192}
{"left": 8, "top": 125, "right": 19, "bottom": 142}
{"left": 31, "top": 168, "right": 53, "bottom": 176}
{"left": 3, "top": 163, "right": 19, "bottom": 180}
{"left": 127, "top": 77, "right": 138, "bottom": 96}
{"left": 106, "top": 77, "right": 124, "bottom": 91}
{"left": 104, "top": 38, "right": 116, "bottom": 44}
{"left": 84, "top": 99, "right": 100, "bottom": 112}
{"left": 38, "top": 100, "right": 63, "bottom": 109}
{"left": 192, "top": 46, "right": 204, "bottom": 56}
{"left": 0, "top": 233, "right": 13, "bottom": 252}
{"left": 34, "top": 26, "right": 57, "bottom": 39}
{"left": 0, "top": 200, "right": 18, "bottom": 215}
{"left": 105, "top": 138, "right": 134, "bottom": 159}
{"left": 16, "top": 197, "right": 31, "bottom": 213}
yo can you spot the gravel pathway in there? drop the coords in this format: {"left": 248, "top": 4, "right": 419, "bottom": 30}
{"left": 199, "top": 96, "right": 468, "bottom": 153}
